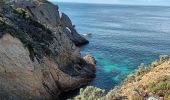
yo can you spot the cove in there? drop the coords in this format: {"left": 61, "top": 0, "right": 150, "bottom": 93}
{"left": 56, "top": 2, "right": 170, "bottom": 91}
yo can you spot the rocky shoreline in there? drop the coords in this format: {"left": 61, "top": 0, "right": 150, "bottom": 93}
{"left": 0, "top": 0, "right": 96, "bottom": 99}
{"left": 75, "top": 55, "right": 170, "bottom": 100}
{"left": 1, "top": 0, "right": 170, "bottom": 100}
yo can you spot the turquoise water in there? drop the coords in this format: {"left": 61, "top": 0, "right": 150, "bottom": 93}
{"left": 55, "top": 2, "right": 170, "bottom": 90}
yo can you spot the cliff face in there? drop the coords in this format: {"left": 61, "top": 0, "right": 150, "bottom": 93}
{"left": 0, "top": 0, "right": 95, "bottom": 99}
{"left": 13, "top": 0, "right": 89, "bottom": 46}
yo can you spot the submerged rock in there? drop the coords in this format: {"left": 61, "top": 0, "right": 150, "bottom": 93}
{"left": 82, "top": 33, "right": 92, "bottom": 37}
{"left": 0, "top": 0, "right": 95, "bottom": 99}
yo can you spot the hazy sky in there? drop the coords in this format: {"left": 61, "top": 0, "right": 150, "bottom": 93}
{"left": 48, "top": 0, "right": 170, "bottom": 6}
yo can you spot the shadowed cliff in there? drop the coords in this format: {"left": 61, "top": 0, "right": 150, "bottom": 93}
{"left": 0, "top": 0, "right": 95, "bottom": 99}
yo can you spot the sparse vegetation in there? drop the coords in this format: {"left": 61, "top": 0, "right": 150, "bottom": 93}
{"left": 148, "top": 75, "right": 170, "bottom": 98}
{"left": 132, "top": 55, "right": 169, "bottom": 77}
{"left": 0, "top": 16, "right": 11, "bottom": 25}
{"left": 74, "top": 55, "right": 170, "bottom": 100}
{"left": 0, "top": 6, "right": 54, "bottom": 61}
{"left": 74, "top": 86, "right": 105, "bottom": 100}
{"left": 105, "top": 88, "right": 124, "bottom": 100}
{"left": 14, "top": 8, "right": 32, "bottom": 19}
{"left": 148, "top": 82, "right": 169, "bottom": 93}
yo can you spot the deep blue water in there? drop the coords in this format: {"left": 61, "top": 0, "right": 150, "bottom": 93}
{"left": 56, "top": 2, "right": 170, "bottom": 90}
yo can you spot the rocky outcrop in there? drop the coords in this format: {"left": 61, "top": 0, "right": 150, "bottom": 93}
{"left": 12, "top": 0, "right": 89, "bottom": 46}
{"left": 84, "top": 55, "right": 96, "bottom": 66}
{"left": 0, "top": 0, "right": 95, "bottom": 99}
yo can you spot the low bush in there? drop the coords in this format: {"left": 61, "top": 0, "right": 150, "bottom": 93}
{"left": 0, "top": 16, "right": 11, "bottom": 25}
{"left": 14, "top": 8, "right": 32, "bottom": 19}
{"left": 148, "top": 75, "right": 170, "bottom": 98}
{"left": 74, "top": 86, "right": 105, "bottom": 100}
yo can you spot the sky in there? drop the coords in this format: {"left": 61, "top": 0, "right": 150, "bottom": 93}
{"left": 48, "top": 0, "right": 170, "bottom": 6}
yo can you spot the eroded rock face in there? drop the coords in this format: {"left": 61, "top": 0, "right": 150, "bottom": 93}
{"left": 0, "top": 0, "right": 95, "bottom": 99}
{"left": 13, "top": 0, "right": 89, "bottom": 46}
{"left": 0, "top": 34, "right": 50, "bottom": 99}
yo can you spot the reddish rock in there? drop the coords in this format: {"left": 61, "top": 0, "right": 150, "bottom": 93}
{"left": 84, "top": 55, "right": 97, "bottom": 66}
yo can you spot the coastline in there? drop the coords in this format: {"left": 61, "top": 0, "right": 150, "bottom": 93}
{"left": 75, "top": 55, "right": 170, "bottom": 100}
{"left": 0, "top": 0, "right": 170, "bottom": 100}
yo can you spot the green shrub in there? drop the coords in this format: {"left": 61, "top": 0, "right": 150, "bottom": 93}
{"left": 159, "top": 75, "right": 170, "bottom": 82}
{"left": 105, "top": 88, "right": 122, "bottom": 100}
{"left": 168, "top": 94, "right": 170, "bottom": 100}
{"left": 74, "top": 86, "right": 105, "bottom": 100}
{"left": 148, "top": 82, "right": 170, "bottom": 93}
{"left": 0, "top": 16, "right": 11, "bottom": 25}
{"left": 14, "top": 8, "right": 32, "bottom": 19}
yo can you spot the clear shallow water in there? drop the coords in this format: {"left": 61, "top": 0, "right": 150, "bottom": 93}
{"left": 56, "top": 2, "right": 170, "bottom": 90}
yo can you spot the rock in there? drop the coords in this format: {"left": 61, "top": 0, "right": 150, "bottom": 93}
{"left": 60, "top": 13, "right": 89, "bottom": 46}
{"left": 82, "top": 33, "right": 92, "bottom": 37}
{"left": 13, "top": 0, "right": 89, "bottom": 46}
{"left": 84, "top": 55, "right": 96, "bottom": 66}
{"left": 0, "top": 0, "right": 95, "bottom": 99}
{"left": 147, "top": 97, "right": 159, "bottom": 100}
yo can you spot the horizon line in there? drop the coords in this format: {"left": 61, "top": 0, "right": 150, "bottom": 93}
{"left": 49, "top": 1, "right": 170, "bottom": 7}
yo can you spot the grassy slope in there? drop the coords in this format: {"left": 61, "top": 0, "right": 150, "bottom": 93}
{"left": 74, "top": 55, "right": 170, "bottom": 100}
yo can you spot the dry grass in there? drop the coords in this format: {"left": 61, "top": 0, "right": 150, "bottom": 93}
{"left": 120, "top": 55, "right": 170, "bottom": 99}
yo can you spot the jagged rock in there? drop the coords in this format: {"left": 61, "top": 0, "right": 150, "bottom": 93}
{"left": 84, "top": 55, "right": 96, "bottom": 66}
{"left": 0, "top": 0, "right": 95, "bottom": 99}
{"left": 60, "top": 13, "right": 89, "bottom": 46}
{"left": 13, "top": 0, "right": 89, "bottom": 46}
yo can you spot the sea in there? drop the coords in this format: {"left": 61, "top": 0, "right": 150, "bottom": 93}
{"left": 53, "top": 2, "right": 170, "bottom": 98}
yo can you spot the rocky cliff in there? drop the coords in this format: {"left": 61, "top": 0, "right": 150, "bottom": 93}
{"left": 0, "top": 0, "right": 95, "bottom": 99}
{"left": 13, "top": 0, "right": 89, "bottom": 46}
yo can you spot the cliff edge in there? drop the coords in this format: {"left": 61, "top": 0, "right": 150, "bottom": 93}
{"left": 75, "top": 55, "right": 170, "bottom": 100}
{"left": 0, "top": 0, "right": 95, "bottom": 99}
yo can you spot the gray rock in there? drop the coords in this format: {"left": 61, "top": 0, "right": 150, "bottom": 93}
{"left": 13, "top": 0, "right": 89, "bottom": 46}
{"left": 147, "top": 97, "right": 159, "bottom": 100}
{"left": 0, "top": 0, "right": 95, "bottom": 99}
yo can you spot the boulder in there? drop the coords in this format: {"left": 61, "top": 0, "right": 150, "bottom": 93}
{"left": 84, "top": 55, "right": 96, "bottom": 66}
